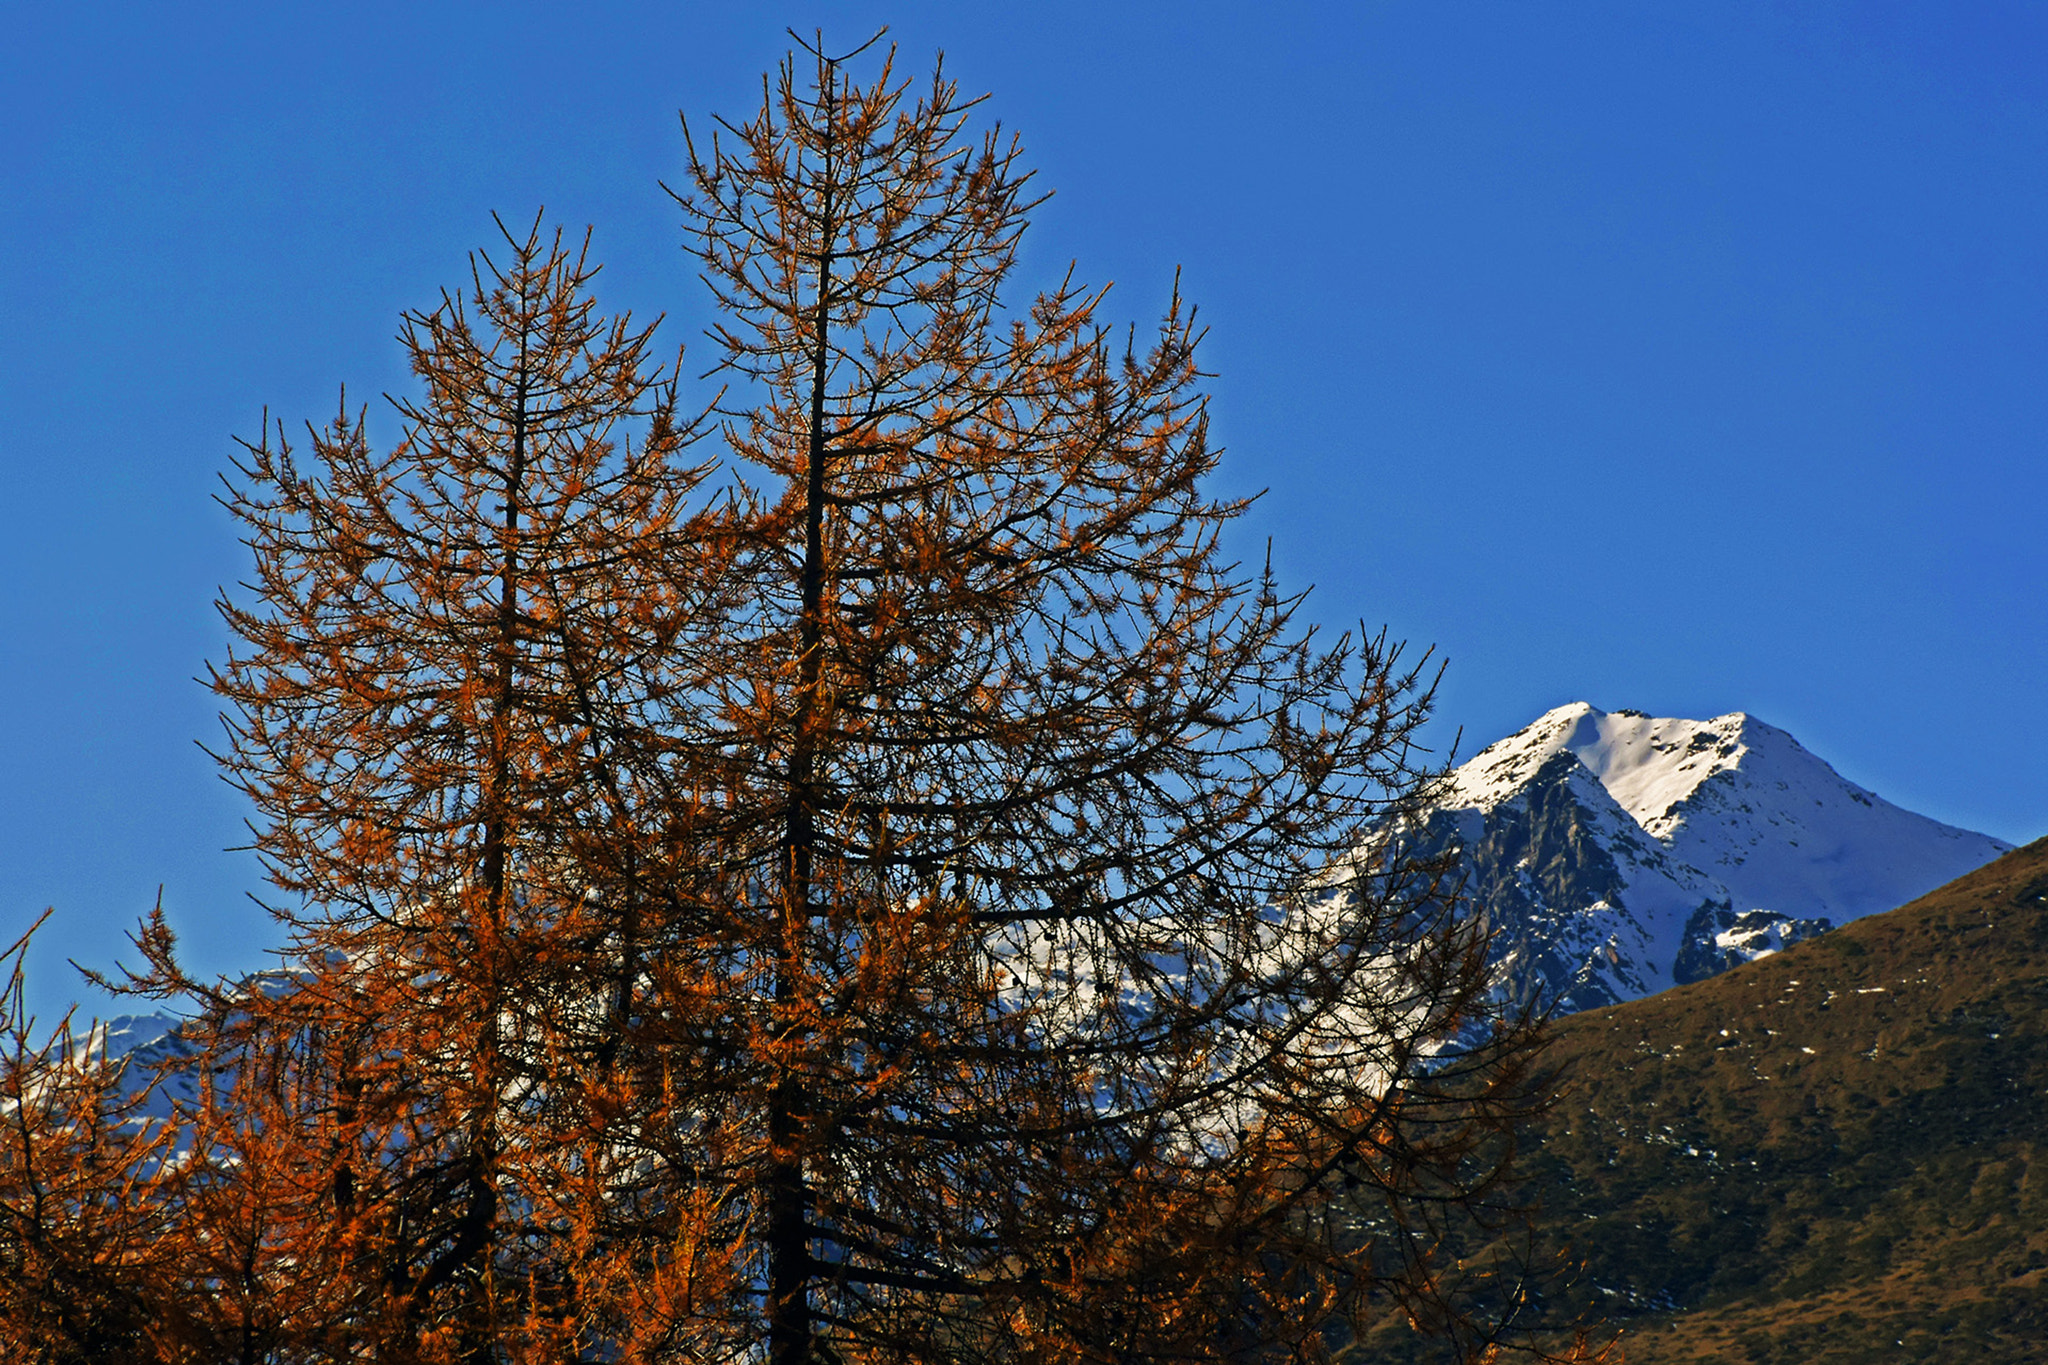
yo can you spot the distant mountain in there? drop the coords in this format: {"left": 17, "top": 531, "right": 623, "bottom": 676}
{"left": 84, "top": 1011, "right": 199, "bottom": 1115}
{"left": 1403, "top": 702, "right": 2012, "bottom": 1013}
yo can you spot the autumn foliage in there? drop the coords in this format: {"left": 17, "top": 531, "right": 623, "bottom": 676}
{"left": 0, "top": 37, "right": 1572, "bottom": 1365}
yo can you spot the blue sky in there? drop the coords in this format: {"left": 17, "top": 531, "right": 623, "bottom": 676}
{"left": 4, "top": 1, "right": 2044, "bottom": 1019}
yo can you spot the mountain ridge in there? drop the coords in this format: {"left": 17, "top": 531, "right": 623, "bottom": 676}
{"left": 1409, "top": 702, "right": 2011, "bottom": 1012}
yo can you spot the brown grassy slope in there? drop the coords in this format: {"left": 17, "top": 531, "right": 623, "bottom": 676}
{"left": 1518, "top": 835, "right": 2048, "bottom": 1363}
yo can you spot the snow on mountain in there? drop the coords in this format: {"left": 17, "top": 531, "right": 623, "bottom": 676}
{"left": 62, "top": 1011, "right": 202, "bottom": 1126}
{"left": 1412, "top": 702, "right": 2012, "bottom": 1013}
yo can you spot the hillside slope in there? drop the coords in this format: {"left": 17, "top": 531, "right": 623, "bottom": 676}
{"left": 1518, "top": 835, "right": 2048, "bottom": 1362}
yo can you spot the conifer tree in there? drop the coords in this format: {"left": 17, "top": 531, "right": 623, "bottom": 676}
{"left": 177, "top": 214, "right": 721, "bottom": 1361}
{"left": 0, "top": 918, "right": 182, "bottom": 1364}
{"left": 639, "top": 35, "right": 1545, "bottom": 1365}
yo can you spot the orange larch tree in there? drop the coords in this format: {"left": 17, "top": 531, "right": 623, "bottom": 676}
{"left": 642, "top": 35, "right": 1548, "bottom": 1365}
{"left": 141, "top": 214, "right": 730, "bottom": 1362}
{"left": 0, "top": 916, "right": 186, "bottom": 1364}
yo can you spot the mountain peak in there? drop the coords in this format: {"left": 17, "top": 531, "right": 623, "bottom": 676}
{"left": 1446, "top": 701, "right": 1766, "bottom": 833}
{"left": 1416, "top": 703, "right": 2011, "bottom": 1010}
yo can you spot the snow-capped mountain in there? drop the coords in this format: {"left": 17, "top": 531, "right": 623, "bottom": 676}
{"left": 59, "top": 1011, "right": 201, "bottom": 1125}
{"left": 56, "top": 704, "right": 2015, "bottom": 1074}
{"left": 1404, "top": 702, "right": 2012, "bottom": 1013}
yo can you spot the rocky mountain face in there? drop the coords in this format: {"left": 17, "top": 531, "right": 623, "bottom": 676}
{"left": 1401, "top": 702, "right": 2012, "bottom": 1013}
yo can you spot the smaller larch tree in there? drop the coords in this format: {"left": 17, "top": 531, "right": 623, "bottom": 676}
{"left": 104, "top": 214, "right": 733, "bottom": 1363}
{"left": 0, "top": 916, "right": 185, "bottom": 1364}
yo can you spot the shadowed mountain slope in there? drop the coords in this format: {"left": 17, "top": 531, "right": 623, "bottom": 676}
{"left": 1513, "top": 834, "right": 2048, "bottom": 1362}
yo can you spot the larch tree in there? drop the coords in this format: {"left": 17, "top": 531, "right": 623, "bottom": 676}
{"left": 640, "top": 35, "right": 1548, "bottom": 1365}
{"left": 0, "top": 916, "right": 188, "bottom": 1364}
{"left": 122, "top": 215, "right": 731, "bottom": 1362}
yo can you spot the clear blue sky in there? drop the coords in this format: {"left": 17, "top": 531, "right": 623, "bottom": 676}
{"left": 4, "top": 1, "right": 2044, "bottom": 1021}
